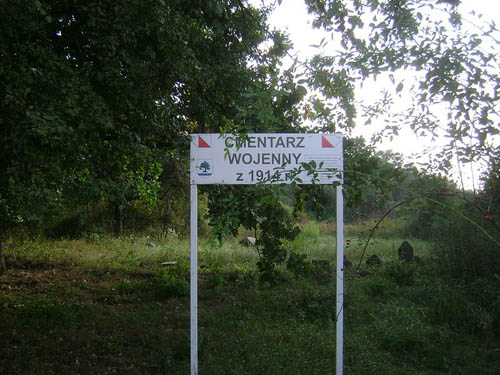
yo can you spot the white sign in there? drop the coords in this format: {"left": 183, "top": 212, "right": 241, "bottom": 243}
{"left": 189, "top": 133, "right": 344, "bottom": 375}
{"left": 190, "top": 133, "right": 342, "bottom": 184}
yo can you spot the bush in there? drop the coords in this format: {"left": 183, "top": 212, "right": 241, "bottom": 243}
{"left": 45, "top": 213, "right": 90, "bottom": 239}
{"left": 151, "top": 269, "right": 189, "bottom": 298}
{"left": 433, "top": 213, "right": 499, "bottom": 280}
{"left": 401, "top": 177, "right": 499, "bottom": 281}
{"left": 286, "top": 251, "right": 311, "bottom": 278}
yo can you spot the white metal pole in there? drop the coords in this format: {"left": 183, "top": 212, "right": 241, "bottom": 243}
{"left": 336, "top": 184, "right": 344, "bottom": 375}
{"left": 190, "top": 183, "right": 198, "bottom": 375}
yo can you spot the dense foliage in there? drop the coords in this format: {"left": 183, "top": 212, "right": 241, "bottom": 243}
{"left": 302, "top": 0, "right": 499, "bottom": 170}
{"left": 0, "top": 0, "right": 301, "bottom": 273}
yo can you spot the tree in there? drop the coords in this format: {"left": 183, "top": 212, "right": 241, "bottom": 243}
{"left": 301, "top": 0, "right": 499, "bottom": 178}
{"left": 0, "top": 0, "right": 294, "bottom": 273}
{"left": 199, "top": 161, "right": 211, "bottom": 174}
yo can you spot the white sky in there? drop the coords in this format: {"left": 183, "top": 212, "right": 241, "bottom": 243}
{"left": 257, "top": 0, "right": 500, "bottom": 189}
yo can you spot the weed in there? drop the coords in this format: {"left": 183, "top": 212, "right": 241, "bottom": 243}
{"left": 151, "top": 268, "right": 189, "bottom": 298}
{"left": 204, "top": 272, "right": 225, "bottom": 289}
{"left": 286, "top": 251, "right": 311, "bottom": 278}
{"left": 310, "top": 260, "right": 334, "bottom": 284}
{"left": 383, "top": 261, "right": 417, "bottom": 286}
{"left": 117, "top": 278, "right": 147, "bottom": 295}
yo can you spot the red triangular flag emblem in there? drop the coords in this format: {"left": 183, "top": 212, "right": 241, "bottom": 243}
{"left": 322, "top": 136, "right": 334, "bottom": 148}
{"left": 198, "top": 136, "right": 210, "bottom": 148}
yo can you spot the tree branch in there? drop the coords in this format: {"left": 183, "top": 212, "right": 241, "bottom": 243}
{"left": 356, "top": 200, "right": 406, "bottom": 272}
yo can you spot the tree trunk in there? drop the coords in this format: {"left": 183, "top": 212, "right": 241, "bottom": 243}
{"left": 114, "top": 204, "right": 123, "bottom": 237}
{"left": 0, "top": 234, "right": 7, "bottom": 275}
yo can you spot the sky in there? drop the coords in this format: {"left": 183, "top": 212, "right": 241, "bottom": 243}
{"left": 256, "top": 0, "right": 500, "bottom": 189}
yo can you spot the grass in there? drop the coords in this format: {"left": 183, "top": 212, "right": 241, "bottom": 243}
{"left": 1, "top": 226, "right": 499, "bottom": 374}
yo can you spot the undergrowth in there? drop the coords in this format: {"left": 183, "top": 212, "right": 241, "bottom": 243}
{"left": 0, "top": 231, "right": 499, "bottom": 374}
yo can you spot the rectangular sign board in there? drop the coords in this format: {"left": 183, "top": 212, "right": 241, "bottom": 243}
{"left": 190, "top": 133, "right": 343, "bottom": 185}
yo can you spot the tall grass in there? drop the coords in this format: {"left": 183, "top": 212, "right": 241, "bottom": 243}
{"left": 285, "top": 218, "right": 433, "bottom": 264}
{"left": 7, "top": 232, "right": 190, "bottom": 271}
{"left": 1, "top": 218, "right": 440, "bottom": 275}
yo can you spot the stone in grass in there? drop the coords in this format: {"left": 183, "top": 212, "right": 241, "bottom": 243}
{"left": 366, "top": 254, "right": 382, "bottom": 266}
{"left": 161, "top": 261, "right": 177, "bottom": 267}
{"left": 146, "top": 242, "right": 156, "bottom": 248}
{"left": 239, "top": 237, "right": 256, "bottom": 246}
{"left": 398, "top": 240, "right": 414, "bottom": 263}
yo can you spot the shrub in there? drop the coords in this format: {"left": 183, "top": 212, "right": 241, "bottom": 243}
{"left": 45, "top": 213, "right": 90, "bottom": 239}
{"left": 151, "top": 269, "right": 189, "bottom": 298}
{"left": 433, "top": 213, "right": 499, "bottom": 280}
{"left": 286, "top": 251, "right": 311, "bottom": 279}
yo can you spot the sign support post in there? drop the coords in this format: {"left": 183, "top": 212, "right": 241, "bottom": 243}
{"left": 190, "top": 183, "right": 198, "bottom": 375}
{"left": 336, "top": 185, "right": 344, "bottom": 375}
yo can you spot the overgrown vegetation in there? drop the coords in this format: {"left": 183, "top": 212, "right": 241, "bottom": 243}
{"left": 1, "top": 224, "right": 499, "bottom": 374}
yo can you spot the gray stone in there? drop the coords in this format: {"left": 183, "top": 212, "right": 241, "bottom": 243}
{"left": 239, "top": 237, "right": 256, "bottom": 246}
{"left": 161, "top": 261, "right": 177, "bottom": 267}
{"left": 398, "top": 241, "right": 414, "bottom": 263}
